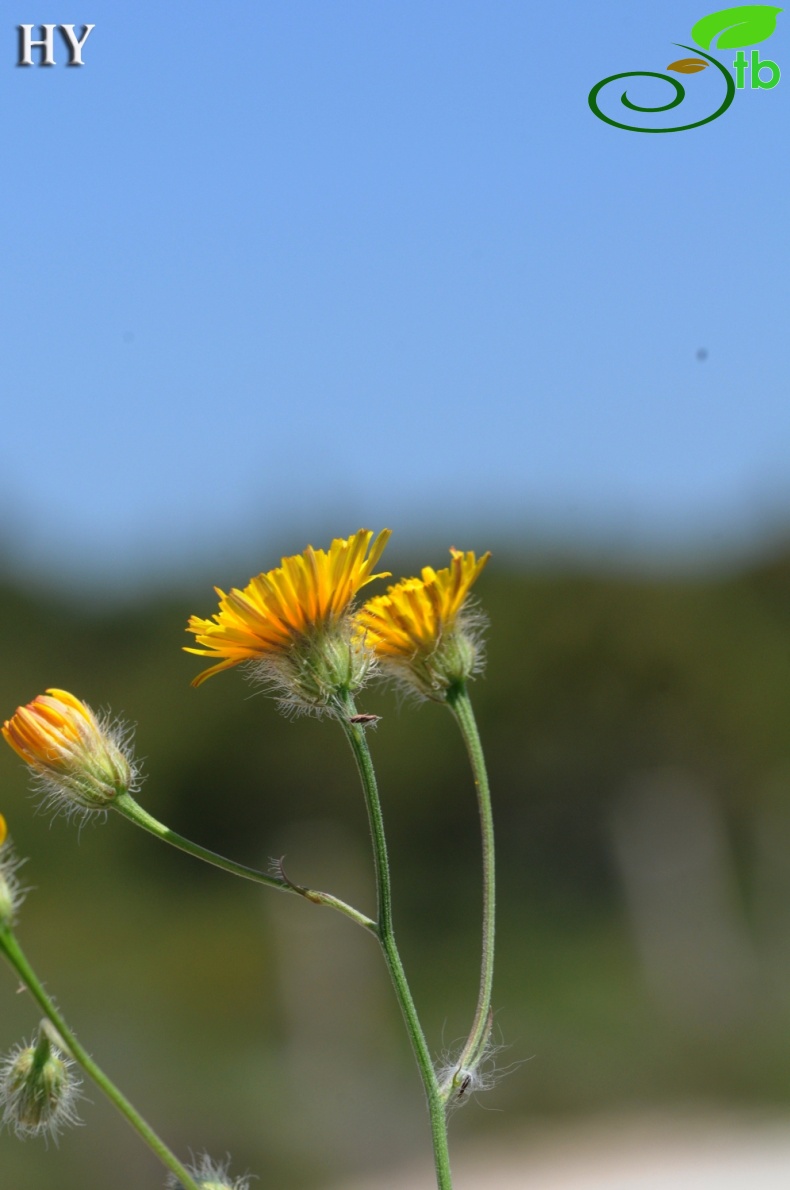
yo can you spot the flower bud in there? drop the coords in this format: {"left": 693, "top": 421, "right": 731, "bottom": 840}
{"left": 0, "top": 816, "right": 24, "bottom": 927}
{"left": 0, "top": 1021, "right": 82, "bottom": 1139}
{"left": 167, "top": 1155, "right": 251, "bottom": 1190}
{"left": 2, "top": 689, "right": 137, "bottom": 818}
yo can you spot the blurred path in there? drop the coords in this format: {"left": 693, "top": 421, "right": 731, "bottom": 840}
{"left": 335, "top": 1116, "right": 790, "bottom": 1189}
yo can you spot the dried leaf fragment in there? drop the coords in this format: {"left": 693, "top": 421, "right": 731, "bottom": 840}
{"left": 667, "top": 57, "right": 710, "bottom": 73}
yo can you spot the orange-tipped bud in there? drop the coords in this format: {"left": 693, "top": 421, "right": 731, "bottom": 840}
{"left": 3, "top": 690, "right": 136, "bottom": 816}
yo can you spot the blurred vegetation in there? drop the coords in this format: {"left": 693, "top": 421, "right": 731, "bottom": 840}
{"left": 3, "top": 547, "right": 790, "bottom": 1187}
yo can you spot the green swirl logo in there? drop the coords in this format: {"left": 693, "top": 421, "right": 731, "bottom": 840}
{"left": 589, "top": 5, "right": 782, "bottom": 133}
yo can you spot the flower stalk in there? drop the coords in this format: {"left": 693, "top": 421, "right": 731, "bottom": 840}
{"left": 0, "top": 925, "right": 202, "bottom": 1190}
{"left": 356, "top": 549, "right": 497, "bottom": 1107}
{"left": 336, "top": 694, "right": 454, "bottom": 1190}
{"left": 441, "top": 681, "right": 495, "bottom": 1099}
{"left": 112, "top": 792, "right": 376, "bottom": 932}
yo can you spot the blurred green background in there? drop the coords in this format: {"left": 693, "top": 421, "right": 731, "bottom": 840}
{"left": 3, "top": 545, "right": 790, "bottom": 1188}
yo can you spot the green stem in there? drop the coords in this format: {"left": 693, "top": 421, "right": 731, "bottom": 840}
{"left": 113, "top": 792, "right": 375, "bottom": 933}
{"left": 443, "top": 683, "right": 495, "bottom": 1099}
{"left": 336, "top": 695, "right": 453, "bottom": 1190}
{"left": 0, "top": 927, "right": 201, "bottom": 1190}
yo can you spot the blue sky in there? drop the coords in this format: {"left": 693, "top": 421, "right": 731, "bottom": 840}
{"left": 1, "top": 2, "right": 788, "bottom": 588}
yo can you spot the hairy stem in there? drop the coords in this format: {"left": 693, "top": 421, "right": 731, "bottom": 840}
{"left": 336, "top": 695, "right": 453, "bottom": 1190}
{"left": 442, "top": 682, "right": 495, "bottom": 1098}
{"left": 0, "top": 927, "right": 201, "bottom": 1190}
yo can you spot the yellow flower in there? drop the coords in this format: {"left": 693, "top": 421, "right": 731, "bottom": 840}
{"left": 185, "top": 529, "right": 391, "bottom": 707}
{"left": 0, "top": 815, "right": 5, "bottom": 848}
{"left": 357, "top": 549, "right": 490, "bottom": 697}
{"left": 2, "top": 689, "right": 135, "bottom": 814}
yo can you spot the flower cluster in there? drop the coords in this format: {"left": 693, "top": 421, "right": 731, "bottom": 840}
{"left": 0, "top": 528, "right": 494, "bottom": 1187}
{"left": 2, "top": 537, "right": 490, "bottom": 825}
{"left": 185, "top": 531, "right": 490, "bottom": 707}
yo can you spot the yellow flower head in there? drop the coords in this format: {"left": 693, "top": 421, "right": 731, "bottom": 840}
{"left": 358, "top": 549, "right": 490, "bottom": 698}
{"left": 185, "top": 529, "right": 391, "bottom": 709}
{"left": 0, "top": 815, "right": 6, "bottom": 849}
{"left": 2, "top": 689, "right": 135, "bottom": 816}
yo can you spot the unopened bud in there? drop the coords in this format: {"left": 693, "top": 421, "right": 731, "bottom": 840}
{"left": 167, "top": 1154, "right": 252, "bottom": 1190}
{"left": 2, "top": 689, "right": 138, "bottom": 818}
{"left": 0, "top": 816, "right": 25, "bottom": 927}
{"left": 0, "top": 1021, "right": 82, "bottom": 1139}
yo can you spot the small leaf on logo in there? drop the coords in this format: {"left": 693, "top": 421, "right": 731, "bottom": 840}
{"left": 691, "top": 5, "right": 782, "bottom": 50}
{"left": 667, "top": 57, "right": 710, "bottom": 71}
